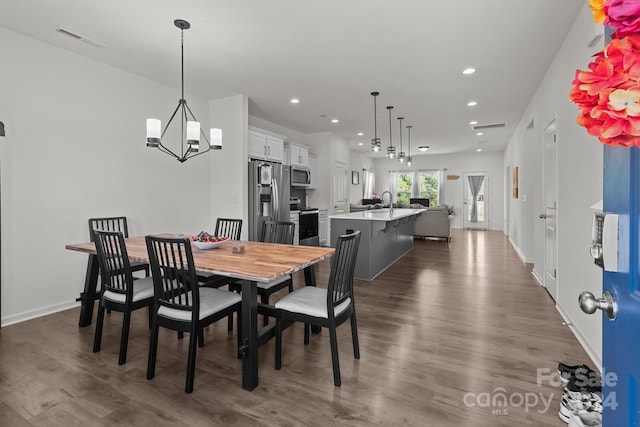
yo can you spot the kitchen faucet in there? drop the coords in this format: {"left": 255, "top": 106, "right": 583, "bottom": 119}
{"left": 381, "top": 191, "right": 393, "bottom": 218}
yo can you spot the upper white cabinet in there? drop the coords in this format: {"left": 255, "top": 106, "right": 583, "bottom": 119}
{"left": 249, "top": 129, "right": 284, "bottom": 163}
{"left": 287, "top": 143, "right": 309, "bottom": 168}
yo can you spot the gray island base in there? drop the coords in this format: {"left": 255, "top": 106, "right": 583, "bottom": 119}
{"left": 329, "top": 208, "right": 426, "bottom": 281}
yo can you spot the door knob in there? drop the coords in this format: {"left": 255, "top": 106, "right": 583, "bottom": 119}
{"left": 579, "top": 290, "right": 617, "bottom": 319}
{"left": 539, "top": 214, "right": 548, "bottom": 219}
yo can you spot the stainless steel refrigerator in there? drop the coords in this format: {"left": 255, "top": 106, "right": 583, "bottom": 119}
{"left": 248, "top": 160, "right": 290, "bottom": 241}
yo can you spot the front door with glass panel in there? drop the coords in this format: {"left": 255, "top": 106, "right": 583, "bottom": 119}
{"left": 463, "top": 172, "right": 489, "bottom": 229}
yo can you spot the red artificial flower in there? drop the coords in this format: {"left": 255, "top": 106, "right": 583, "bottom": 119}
{"left": 569, "top": 35, "right": 640, "bottom": 147}
{"left": 604, "top": 0, "right": 640, "bottom": 38}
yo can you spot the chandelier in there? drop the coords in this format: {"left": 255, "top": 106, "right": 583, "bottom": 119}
{"left": 386, "top": 106, "right": 396, "bottom": 159}
{"left": 146, "top": 19, "right": 222, "bottom": 163}
{"left": 370, "top": 92, "right": 381, "bottom": 153}
{"left": 397, "top": 116, "right": 405, "bottom": 163}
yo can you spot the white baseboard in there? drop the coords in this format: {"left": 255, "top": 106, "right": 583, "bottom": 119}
{"left": 556, "top": 304, "right": 602, "bottom": 371}
{"left": 1, "top": 300, "right": 80, "bottom": 328}
{"left": 508, "top": 237, "right": 534, "bottom": 264}
{"left": 532, "top": 269, "right": 544, "bottom": 286}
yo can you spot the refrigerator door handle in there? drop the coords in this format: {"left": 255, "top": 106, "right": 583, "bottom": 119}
{"left": 273, "top": 178, "right": 279, "bottom": 222}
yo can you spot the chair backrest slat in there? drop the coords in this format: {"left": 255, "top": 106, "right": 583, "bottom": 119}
{"left": 146, "top": 235, "right": 199, "bottom": 318}
{"left": 261, "top": 220, "right": 295, "bottom": 244}
{"left": 327, "top": 231, "right": 361, "bottom": 312}
{"left": 89, "top": 216, "right": 130, "bottom": 241}
{"left": 94, "top": 230, "right": 133, "bottom": 298}
{"left": 215, "top": 218, "right": 242, "bottom": 240}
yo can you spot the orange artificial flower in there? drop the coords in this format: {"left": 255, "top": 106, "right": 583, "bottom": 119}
{"left": 589, "top": 0, "right": 606, "bottom": 23}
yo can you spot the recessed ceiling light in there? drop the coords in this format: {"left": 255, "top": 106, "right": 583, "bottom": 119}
{"left": 462, "top": 67, "right": 476, "bottom": 75}
{"left": 358, "top": 142, "right": 364, "bottom": 146}
{"left": 357, "top": 132, "right": 364, "bottom": 136}
{"left": 470, "top": 120, "right": 478, "bottom": 125}
{"left": 467, "top": 101, "right": 478, "bottom": 107}
{"left": 477, "top": 148, "right": 483, "bottom": 152}
{"left": 476, "top": 132, "right": 484, "bottom": 136}
{"left": 418, "top": 146, "right": 429, "bottom": 152}
{"left": 331, "top": 118, "right": 339, "bottom": 123}
{"left": 290, "top": 98, "right": 300, "bottom": 104}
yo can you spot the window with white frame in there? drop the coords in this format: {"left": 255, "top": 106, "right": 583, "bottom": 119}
{"left": 390, "top": 169, "right": 442, "bottom": 207}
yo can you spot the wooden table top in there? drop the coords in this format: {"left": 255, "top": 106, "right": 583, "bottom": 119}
{"left": 66, "top": 235, "right": 335, "bottom": 283}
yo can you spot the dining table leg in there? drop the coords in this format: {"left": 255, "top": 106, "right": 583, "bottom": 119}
{"left": 240, "top": 280, "right": 259, "bottom": 391}
{"left": 78, "top": 254, "right": 99, "bottom": 327}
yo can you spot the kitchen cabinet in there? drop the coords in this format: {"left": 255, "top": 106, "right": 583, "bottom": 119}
{"left": 318, "top": 209, "right": 328, "bottom": 246}
{"left": 287, "top": 143, "right": 309, "bottom": 168}
{"left": 249, "top": 129, "right": 284, "bottom": 163}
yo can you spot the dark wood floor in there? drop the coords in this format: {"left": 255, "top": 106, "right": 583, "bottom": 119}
{"left": 0, "top": 229, "right": 591, "bottom": 426}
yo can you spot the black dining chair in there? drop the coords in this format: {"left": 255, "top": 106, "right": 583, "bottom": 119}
{"left": 230, "top": 220, "right": 295, "bottom": 326}
{"left": 274, "top": 231, "right": 361, "bottom": 387}
{"left": 145, "top": 235, "right": 242, "bottom": 393}
{"left": 92, "top": 230, "right": 155, "bottom": 365}
{"left": 197, "top": 218, "right": 243, "bottom": 331}
{"left": 89, "top": 217, "right": 149, "bottom": 276}
{"left": 197, "top": 218, "right": 243, "bottom": 287}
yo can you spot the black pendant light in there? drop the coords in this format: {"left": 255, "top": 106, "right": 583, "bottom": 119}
{"left": 406, "top": 125, "right": 413, "bottom": 166}
{"left": 370, "top": 92, "right": 381, "bottom": 153}
{"left": 386, "top": 106, "right": 396, "bottom": 159}
{"left": 397, "top": 116, "right": 405, "bottom": 163}
{"left": 146, "top": 19, "right": 222, "bottom": 163}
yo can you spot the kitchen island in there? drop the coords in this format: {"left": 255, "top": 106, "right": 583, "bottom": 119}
{"left": 329, "top": 208, "right": 426, "bottom": 281}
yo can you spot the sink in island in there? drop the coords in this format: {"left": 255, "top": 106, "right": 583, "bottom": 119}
{"left": 329, "top": 208, "right": 426, "bottom": 281}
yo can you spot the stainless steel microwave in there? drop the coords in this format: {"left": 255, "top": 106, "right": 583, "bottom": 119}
{"left": 291, "top": 167, "right": 311, "bottom": 187}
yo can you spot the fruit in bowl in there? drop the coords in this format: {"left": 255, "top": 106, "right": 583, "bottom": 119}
{"left": 191, "top": 232, "right": 229, "bottom": 249}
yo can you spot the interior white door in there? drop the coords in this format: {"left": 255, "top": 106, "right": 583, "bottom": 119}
{"left": 463, "top": 172, "right": 489, "bottom": 229}
{"left": 542, "top": 120, "right": 558, "bottom": 300}
{"left": 332, "top": 161, "right": 348, "bottom": 214}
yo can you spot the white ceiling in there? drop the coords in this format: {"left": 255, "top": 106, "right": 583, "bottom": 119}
{"left": 0, "top": 0, "right": 584, "bottom": 156}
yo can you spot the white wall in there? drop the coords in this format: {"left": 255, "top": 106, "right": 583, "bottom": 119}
{"left": 0, "top": 27, "right": 238, "bottom": 325}
{"left": 210, "top": 95, "right": 249, "bottom": 238}
{"left": 348, "top": 151, "right": 375, "bottom": 204}
{"left": 504, "top": 3, "right": 603, "bottom": 365}
{"left": 373, "top": 151, "right": 505, "bottom": 231}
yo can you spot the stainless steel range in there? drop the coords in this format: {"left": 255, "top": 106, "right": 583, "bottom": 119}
{"left": 290, "top": 197, "right": 319, "bottom": 246}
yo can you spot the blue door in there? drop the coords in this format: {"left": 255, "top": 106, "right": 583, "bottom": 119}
{"left": 602, "top": 145, "right": 640, "bottom": 425}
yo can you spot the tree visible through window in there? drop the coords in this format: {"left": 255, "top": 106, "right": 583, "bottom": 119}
{"left": 418, "top": 171, "right": 439, "bottom": 206}
{"left": 392, "top": 170, "right": 441, "bottom": 206}
{"left": 396, "top": 173, "right": 412, "bottom": 206}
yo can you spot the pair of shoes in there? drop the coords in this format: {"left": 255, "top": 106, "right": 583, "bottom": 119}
{"left": 559, "top": 377, "right": 602, "bottom": 423}
{"left": 557, "top": 363, "right": 599, "bottom": 386}
{"left": 564, "top": 375, "right": 602, "bottom": 400}
{"left": 568, "top": 410, "right": 602, "bottom": 427}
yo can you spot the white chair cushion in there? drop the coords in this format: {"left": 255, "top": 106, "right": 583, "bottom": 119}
{"left": 257, "top": 275, "right": 291, "bottom": 290}
{"left": 103, "top": 276, "right": 154, "bottom": 303}
{"left": 158, "top": 287, "right": 241, "bottom": 322}
{"left": 275, "top": 286, "right": 351, "bottom": 319}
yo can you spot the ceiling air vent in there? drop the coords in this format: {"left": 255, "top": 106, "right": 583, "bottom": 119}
{"left": 56, "top": 27, "right": 105, "bottom": 48}
{"left": 471, "top": 122, "right": 508, "bottom": 131}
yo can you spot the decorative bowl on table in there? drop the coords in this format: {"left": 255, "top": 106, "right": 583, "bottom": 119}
{"left": 191, "top": 233, "right": 229, "bottom": 249}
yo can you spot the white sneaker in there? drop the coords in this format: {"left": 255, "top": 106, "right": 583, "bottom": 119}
{"left": 559, "top": 394, "right": 602, "bottom": 423}
{"left": 568, "top": 410, "right": 602, "bottom": 427}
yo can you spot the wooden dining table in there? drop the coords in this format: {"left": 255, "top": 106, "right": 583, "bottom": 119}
{"left": 65, "top": 235, "right": 334, "bottom": 391}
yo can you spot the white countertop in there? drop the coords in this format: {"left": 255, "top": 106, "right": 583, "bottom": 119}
{"left": 329, "top": 208, "right": 426, "bottom": 221}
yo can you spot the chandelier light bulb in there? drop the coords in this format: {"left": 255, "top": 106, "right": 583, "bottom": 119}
{"left": 210, "top": 128, "right": 222, "bottom": 149}
{"left": 146, "top": 118, "right": 162, "bottom": 147}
